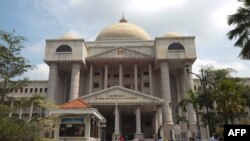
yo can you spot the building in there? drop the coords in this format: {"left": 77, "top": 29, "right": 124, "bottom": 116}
{"left": 9, "top": 16, "right": 205, "bottom": 141}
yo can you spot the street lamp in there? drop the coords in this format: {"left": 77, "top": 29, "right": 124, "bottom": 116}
{"left": 186, "top": 66, "right": 211, "bottom": 138}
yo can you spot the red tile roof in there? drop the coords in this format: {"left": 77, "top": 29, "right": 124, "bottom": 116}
{"left": 58, "top": 99, "right": 92, "bottom": 109}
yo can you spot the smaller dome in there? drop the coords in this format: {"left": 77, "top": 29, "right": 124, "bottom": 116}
{"left": 163, "top": 32, "right": 182, "bottom": 38}
{"left": 59, "top": 33, "right": 79, "bottom": 40}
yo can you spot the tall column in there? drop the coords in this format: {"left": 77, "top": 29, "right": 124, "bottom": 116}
{"left": 135, "top": 106, "right": 143, "bottom": 139}
{"left": 113, "top": 104, "right": 120, "bottom": 141}
{"left": 134, "top": 64, "right": 138, "bottom": 91}
{"left": 160, "top": 62, "right": 173, "bottom": 124}
{"left": 157, "top": 106, "right": 163, "bottom": 127}
{"left": 104, "top": 64, "right": 108, "bottom": 89}
{"left": 48, "top": 63, "right": 58, "bottom": 101}
{"left": 29, "top": 102, "right": 34, "bottom": 119}
{"left": 136, "top": 106, "right": 142, "bottom": 134}
{"left": 114, "top": 105, "right": 120, "bottom": 134}
{"left": 19, "top": 106, "right": 23, "bottom": 119}
{"left": 179, "top": 71, "right": 186, "bottom": 117}
{"left": 8, "top": 100, "right": 14, "bottom": 118}
{"left": 119, "top": 64, "right": 123, "bottom": 86}
{"left": 157, "top": 106, "right": 163, "bottom": 140}
{"left": 184, "top": 64, "right": 197, "bottom": 125}
{"left": 70, "top": 63, "right": 81, "bottom": 100}
{"left": 89, "top": 64, "right": 93, "bottom": 94}
{"left": 160, "top": 61, "right": 173, "bottom": 140}
{"left": 155, "top": 112, "right": 159, "bottom": 135}
{"left": 149, "top": 63, "right": 153, "bottom": 95}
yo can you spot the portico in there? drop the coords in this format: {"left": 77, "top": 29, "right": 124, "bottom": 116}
{"left": 81, "top": 86, "right": 165, "bottom": 140}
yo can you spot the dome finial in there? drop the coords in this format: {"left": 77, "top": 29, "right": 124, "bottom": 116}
{"left": 119, "top": 13, "right": 128, "bottom": 23}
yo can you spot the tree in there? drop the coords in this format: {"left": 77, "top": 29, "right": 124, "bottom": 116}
{"left": 0, "top": 30, "right": 32, "bottom": 102}
{"left": 0, "top": 118, "right": 40, "bottom": 141}
{"left": 215, "top": 79, "right": 246, "bottom": 124}
{"left": 227, "top": 0, "right": 250, "bottom": 59}
{"left": 179, "top": 90, "right": 201, "bottom": 139}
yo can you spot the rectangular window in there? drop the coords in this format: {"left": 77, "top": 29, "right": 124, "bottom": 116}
{"left": 59, "top": 124, "right": 85, "bottom": 137}
{"left": 15, "top": 89, "right": 18, "bottom": 93}
{"left": 124, "top": 74, "right": 130, "bottom": 78}
{"left": 44, "top": 88, "right": 48, "bottom": 93}
{"left": 94, "top": 83, "right": 99, "bottom": 88}
{"left": 144, "top": 82, "right": 149, "bottom": 87}
{"left": 40, "top": 88, "right": 43, "bottom": 93}
{"left": 125, "top": 85, "right": 130, "bottom": 89}
{"left": 30, "top": 88, "right": 33, "bottom": 93}
{"left": 25, "top": 88, "right": 28, "bottom": 93}
{"left": 20, "top": 88, "right": 23, "bottom": 93}
{"left": 194, "top": 86, "right": 197, "bottom": 90}
{"left": 34, "top": 88, "right": 38, "bottom": 93}
{"left": 143, "top": 72, "right": 149, "bottom": 75}
{"left": 94, "top": 72, "right": 100, "bottom": 76}
{"left": 113, "top": 74, "right": 119, "bottom": 78}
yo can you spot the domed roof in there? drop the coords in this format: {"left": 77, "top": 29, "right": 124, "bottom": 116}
{"left": 163, "top": 32, "right": 182, "bottom": 38}
{"left": 96, "top": 16, "right": 150, "bottom": 41}
{"left": 59, "top": 33, "right": 79, "bottom": 40}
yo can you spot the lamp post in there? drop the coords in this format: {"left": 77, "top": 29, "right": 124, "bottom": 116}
{"left": 186, "top": 67, "right": 211, "bottom": 138}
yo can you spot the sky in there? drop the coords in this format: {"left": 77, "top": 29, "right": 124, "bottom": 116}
{"left": 0, "top": 0, "right": 249, "bottom": 80}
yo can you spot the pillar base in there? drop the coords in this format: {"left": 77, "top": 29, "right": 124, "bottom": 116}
{"left": 112, "top": 133, "right": 120, "bottom": 141}
{"left": 163, "top": 124, "right": 173, "bottom": 141}
{"left": 134, "top": 133, "right": 144, "bottom": 139}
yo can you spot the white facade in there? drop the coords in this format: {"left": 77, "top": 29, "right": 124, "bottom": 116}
{"left": 10, "top": 17, "right": 216, "bottom": 141}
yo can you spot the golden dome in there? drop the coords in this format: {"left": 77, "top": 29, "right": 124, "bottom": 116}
{"left": 163, "top": 32, "right": 182, "bottom": 38}
{"left": 96, "top": 17, "right": 150, "bottom": 41}
{"left": 59, "top": 33, "right": 79, "bottom": 40}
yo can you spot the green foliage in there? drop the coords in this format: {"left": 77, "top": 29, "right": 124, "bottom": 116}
{"left": 215, "top": 79, "right": 246, "bottom": 124}
{"left": 227, "top": 0, "right": 250, "bottom": 59}
{"left": 0, "top": 30, "right": 32, "bottom": 102}
{"left": 0, "top": 118, "right": 41, "bottom": 141}
{"left": 0, "top": 104, "right": 11, "bottom": 118}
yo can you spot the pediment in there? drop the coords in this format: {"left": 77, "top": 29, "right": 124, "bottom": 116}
{"left": 80, "top": 86, "right": 164, "bottom": 105}
{"left": 87, "top": 47, "right": 151, "bottom": 59}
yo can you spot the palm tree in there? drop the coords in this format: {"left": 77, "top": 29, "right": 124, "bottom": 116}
{"left": 227, "top": 0, "right": 250, "bottom": 59}
{"left": 179, "top": 90, "right": 201, "bottom": 139}
{"left": 215, "top": 79, "right": 246, "bottom": 124}
{"left": 175, "top": 115, "right": 190, "bottom": 129}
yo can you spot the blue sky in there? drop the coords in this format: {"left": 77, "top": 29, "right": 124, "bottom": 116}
{"left": 0, "top": 0, "right": 249, "bottom": 80}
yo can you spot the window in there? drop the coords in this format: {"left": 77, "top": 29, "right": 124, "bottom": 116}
{"left": 194, "top": 86, "right": 197, "bottom": 90}
{"left": 34, "top": 88, "right": 38, "bottom": 93}
{"left": 40, "top": 88, "right": 43, "bottom": 93}
{"left": 113, "top": 74, "right": 119, "bottom": 78}
{"left": 125, "top": 85, "right": 130, "bottom": 89}
{"left": 25, "top": 88, "right": 28, "bottom": 93}
{"left": 44, "top": 88, "right": 48, "bottom": 93}
{"left": 15, "top": 89, "right": 18, "bottom": 93}
{"left": 59, "top": 117, "right": 85, "bottom": 137}
{"left": 30, "top": 88, "right": 33, "bottom": 93}
{"left": 94, "top": 83, "right": 99, "bottom": 88}
{"left": 94, "top": 72, "right": 100, "bottom": 76}
{"left": 59, "top": 124, "right": 85, "bottom": 137}
{"left": 56, "top": 44, "right": 72, "bottom": 52}
{"left": 20, "top": 88, "right": 23, "bottom": 93}
{"left": 168, "top": 42, "right": 185, "bottom": 50}
{"left": 143, "top": 72, "right": 149, "bottom": 75}
{"left": 125, "top": 74, "right": 130, "bottom": 78}
{"left": 144, "top": 82, "right": 149, "bottom": 87}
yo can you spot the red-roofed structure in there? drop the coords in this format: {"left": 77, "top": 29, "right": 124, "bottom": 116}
{"left": 58, "top": 98, "right": 91, "bottom": 109}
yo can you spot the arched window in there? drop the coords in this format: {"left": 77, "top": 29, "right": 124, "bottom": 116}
{"left": 168, "top": 43, "right": 185, "bottom": 50}
{"left": 56, "top": 44, "right": 72, "bottom": 52}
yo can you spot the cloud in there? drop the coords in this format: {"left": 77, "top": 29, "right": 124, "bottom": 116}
{"left": 193, "top": 58, "right": 249, "bottom": 77}
{"left": 23, "top": 63, "right": 49, "bottom": 80}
